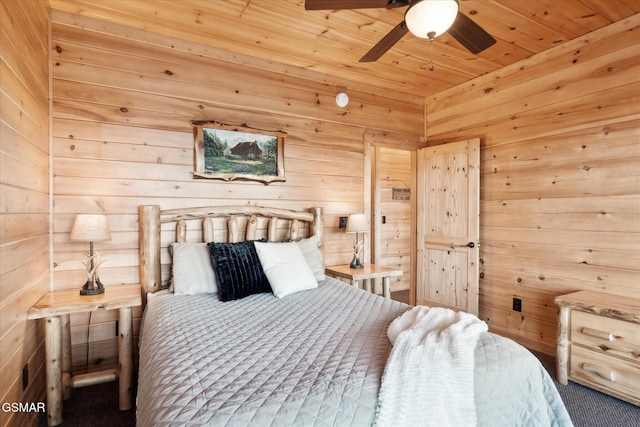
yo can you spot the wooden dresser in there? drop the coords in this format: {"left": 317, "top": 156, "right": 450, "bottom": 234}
{"left": 555, "top": 290, "right": 640, "bottom": 406}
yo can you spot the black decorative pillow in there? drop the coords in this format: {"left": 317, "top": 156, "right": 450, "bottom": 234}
{"left": 207, "top": 240, "right": 271, "bottom": 302}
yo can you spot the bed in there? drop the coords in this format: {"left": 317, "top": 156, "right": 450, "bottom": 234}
{"left": 136, "top": 204, "right": 572, "bottom": 426}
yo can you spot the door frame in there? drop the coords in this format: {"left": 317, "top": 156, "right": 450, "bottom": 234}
{"left": 368, "top": 136, "right": 417, "bottom": 303}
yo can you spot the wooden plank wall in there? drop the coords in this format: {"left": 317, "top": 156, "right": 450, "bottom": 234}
{"left": 426, "top": 15, "right": 640, "bottom": 355}
{"left": 0, "top": 1, "right": 50, "bottom": 426}
{"left": 49, "top": 11, "right": 424, "bottom": 373}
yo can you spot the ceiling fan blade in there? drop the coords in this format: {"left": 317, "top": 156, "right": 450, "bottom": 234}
{"left": 305, "top": 0, "right": 389, "bottom": 10}
{"left": 448, "top": 12, "right": 496, "bottom": 54}
{"left": 360, "top": 21, "right": 409, "bottom": 62}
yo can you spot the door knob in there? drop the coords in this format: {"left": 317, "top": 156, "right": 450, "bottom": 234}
{"left": 449, "top": 241, "right": 478, "bottom": 249}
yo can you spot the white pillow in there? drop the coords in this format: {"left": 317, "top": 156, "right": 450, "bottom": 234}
{"left": 254, "top": 241, "right": 318, "bottom": 298}
{"left": 295, "top": 235, "right": 325, "bottom": 281}
{"left": 171, "top": 242, "right": 217, "bottom": 295}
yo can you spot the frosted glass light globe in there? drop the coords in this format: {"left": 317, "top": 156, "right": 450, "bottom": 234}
{"left": 405, "top": 0, "right": 458, "bottom": 39}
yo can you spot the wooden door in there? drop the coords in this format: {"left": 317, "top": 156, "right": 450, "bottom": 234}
{"left": 417, "top": 139, "right": 480, "bottom": 314}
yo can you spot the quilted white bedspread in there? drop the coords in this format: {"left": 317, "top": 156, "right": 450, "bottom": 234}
{"left": 137, "top": 278, "right": 572, "bottom": 426}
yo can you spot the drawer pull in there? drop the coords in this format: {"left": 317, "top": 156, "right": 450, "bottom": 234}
{"left": 581, "top": 327, "right": 615, "bottom": 341}
{"left": 582, "top": 363, "right": 616, "bottom": 382}
{"left": 598, "top": 343, "right": 640, "bottom": 359}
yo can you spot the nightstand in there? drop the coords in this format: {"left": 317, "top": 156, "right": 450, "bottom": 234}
{"left": 28, "top": 284, "right": 142, "bottom": 426}
{"left": 555, "top": 290, "right": 640, "bottom": 406}
{"left": 325, "top": 264, "right": 402, "bottom": 299}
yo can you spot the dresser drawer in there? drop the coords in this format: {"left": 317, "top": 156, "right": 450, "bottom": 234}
{"left": 570, "top": 311, "right": 640, "bottom": 363}
{"left": 570, "top": 346, "right": 640, "bottom": 405}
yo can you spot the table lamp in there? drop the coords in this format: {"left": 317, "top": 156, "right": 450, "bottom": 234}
{"left": 346, "top": 213, "right": 368, "bottom": 269}
{"left": 70, "top": 213, "right": 111, "bottom": 295}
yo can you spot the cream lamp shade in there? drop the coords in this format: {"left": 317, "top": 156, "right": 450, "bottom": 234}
{"left": 70, "top": 214, "right": 112, "bottom": 242}
{"left": 405, "top": 0, "right": 459, "bottom": 40}
{"left": 346, "top": 214, "right": 369, "bottom": 233}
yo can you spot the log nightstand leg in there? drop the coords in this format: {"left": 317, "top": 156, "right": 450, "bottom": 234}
{"left": 45, "top": 316, "right": 63, "bottom": 426}
{"left": 60, "top": 314, "right": 72, "bottom": 400}
{"left": 118, "top": 307, "right": 134, "bottom": 410}
{"left": 556, "top": 305, "right": 570, "bottom": 385}
{"left": 382, "top": 277, "right": 391, "bottom": 299}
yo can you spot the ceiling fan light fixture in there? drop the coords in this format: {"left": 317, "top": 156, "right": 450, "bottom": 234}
{"left": 405, "top": 0, "right": 458, "bottom": 39}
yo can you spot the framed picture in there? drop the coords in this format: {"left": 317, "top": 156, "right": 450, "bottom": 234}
{"left": 192, "top": 121, "right": 286, "bottom": 184}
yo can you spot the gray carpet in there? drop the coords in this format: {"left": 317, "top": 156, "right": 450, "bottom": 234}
{"left": 40, "top": 352, "right": 639, "bottom": 426}
{"left": 37, "top": 382, "right": 135, "bottom": 426}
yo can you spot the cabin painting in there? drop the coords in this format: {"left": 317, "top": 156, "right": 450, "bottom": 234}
{"left": 1, "top": 1, "right": 639, "bottom": 426}
{"left": 193, "top": 122, "right": 285, "bottom": 183}
{"left": 231, "top": 141, "right": 261, "bottom": 159}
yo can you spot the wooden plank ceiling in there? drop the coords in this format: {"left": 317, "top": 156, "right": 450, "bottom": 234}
{"left": 50, "top": 0, "right": 640, "bottom": 98}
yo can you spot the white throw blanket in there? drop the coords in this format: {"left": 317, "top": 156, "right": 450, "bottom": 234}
{"left": 374, "top": 306, "right": 488, "bottom": 427}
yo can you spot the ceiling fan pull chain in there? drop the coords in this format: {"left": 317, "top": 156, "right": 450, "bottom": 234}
{"left": 428, "top": 31, "right": 435, "bottom": 72}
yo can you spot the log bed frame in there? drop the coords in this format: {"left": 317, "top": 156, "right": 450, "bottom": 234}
{"left": 138, "top": 205, "right": 323, "bottom": 299}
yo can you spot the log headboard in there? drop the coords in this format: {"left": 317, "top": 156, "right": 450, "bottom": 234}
{"left": 138, "top": 205, "right": 323, "bottom": 297}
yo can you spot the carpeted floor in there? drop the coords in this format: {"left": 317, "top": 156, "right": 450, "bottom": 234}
{"left": 37, "top": 382, "right": 135, "bottom": 427}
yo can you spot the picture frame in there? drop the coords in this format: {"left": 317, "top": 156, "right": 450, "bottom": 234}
{"left": 192, "top": 121, "right": 286, "bottom": 184}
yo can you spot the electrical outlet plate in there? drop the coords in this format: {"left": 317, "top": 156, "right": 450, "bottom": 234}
{"left": 513, "top": 297, "right": 522, "bottom": 312}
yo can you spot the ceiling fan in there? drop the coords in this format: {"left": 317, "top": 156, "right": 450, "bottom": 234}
{"left": 305, "top": 0, "right": 496, "bottom": 62}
